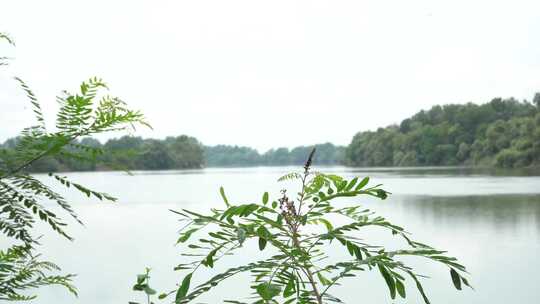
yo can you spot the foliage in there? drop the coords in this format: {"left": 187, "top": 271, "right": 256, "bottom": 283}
{"left": 0, "top": 31, "right": 148, "bottom": 300}
{"left": 130, "top": 268, "right": 159, "bottom": 304}
{"left": 0, "top": 135, "right": 205, "bottom": 172}
{"left": 8, "top": 94, "right": 539, "bottom": 172}
{"left": 100, "top": 135, "right": 204, "bottom": 171}
{"left": 205, "top": 143, "right": 345, "bottom": 167}
{"left": 0, "top": 245, "right": 76, "bottom": 301}
{"left": 137, "top": 149, "right": 470, "bottom": 304}
{"left": 0, "top": 141, "right": 343, "bottom": 172}
{"left": 345, "top": 97, "right": 540, "bottom": 168}
{"left": 204, "top": 145, "right": 262, "bottom": 167}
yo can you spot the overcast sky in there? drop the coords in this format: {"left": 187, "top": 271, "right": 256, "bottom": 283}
{"left": 1, "top": 0, "right": 539, "bottom": 151}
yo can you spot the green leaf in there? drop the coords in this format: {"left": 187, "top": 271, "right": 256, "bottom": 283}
{"left": 177, "top": 228, "right": 198, "bottom": 243}
{"left": 136, "top": 274, "right": 147, "bottom": 284}
{"left": 317, "top": 272, "right": 332, "bottom": 286}
{"left": 450, "top": 268, "right": 462, "bottom": 290}
{"left": 355, "top": 177, "right": 369, "bottom": 190}
{"left": 144, "top": 286, "right": 157, "bottom": 295}
{"left": 205, "top": 248, "right": 219, "bottom": 268}
{"left": 345, "top": 177, "right": 358, "bottom": 191}
{"left": 378, "top": 264, "right": 396, "bottom": 299}
{"left": 461, "top": 276, "right": 472, "bottom": 289}
{"left": 262, "top": 192, "right": 269, "bottom": 205}
{"left": 258, "top": 237, "right": 267, "bottom": 251}
{"left": 407, "top": 271, "right": 430, "bottom": 304}
{"left": 395, "top": 279, "right": 406, "bottom": 298}
{"left": 376, "top": 189, "right": 388, "bottom": 199}
{"left": 133, "top": 283, "right": 146, "bottom": 291}
{"left": 337, "top": 180, "right": 347, "bottom": 192}
{"left": 219, "top": 186, "right": 230, "bottom": 207}
{"left": 256, "top": 225, "right": 271, "bottom": 238}
{"left": 175, "top": 273, "right": 192, "bottom": 302}
{"left": 300, "top": 215, "right": 308, "bottom": 225}
{"left": 158, "top": 293, "right": 168, "bottom": 300}
{"left": 353, "top": 246, "right": 363, "bottom": 260}
{"left": 318, "top": 218, "right": 334, "bottom": 232}
{"left": 256, "top": 283, "right": 281, "bottom": 300}
{"left": 283, "top": 278, "right": 296, "bottom": 298}
{"left": 346, "top": 241, "right": 355, "bottom": 256}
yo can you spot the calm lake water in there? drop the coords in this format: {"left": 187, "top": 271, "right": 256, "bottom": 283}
{"left": 15, "top": 167, "right": 540, "bottom": 303}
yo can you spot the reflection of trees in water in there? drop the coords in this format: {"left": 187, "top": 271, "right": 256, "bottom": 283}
{"left": 347, "top": 166, "right": 540, "bottom": 177}
{"left": 392, "top": 194, "right": 540, "bottom": 237}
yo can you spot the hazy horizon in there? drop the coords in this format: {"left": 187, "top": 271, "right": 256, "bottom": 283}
{"left": 1, "top": 0, "right": 539, "bottom": 151}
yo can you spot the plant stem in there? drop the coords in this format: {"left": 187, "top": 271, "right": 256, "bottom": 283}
{"left": 290, "top": 230, "right": 323, "bottom": 304}
{"left": 290, "top": 161, "right": 323, "bottom": 304}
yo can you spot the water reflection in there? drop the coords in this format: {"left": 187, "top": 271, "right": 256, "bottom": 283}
{"left": 395, "top": 194, "right": 540, "bottom": 237}
{"left": 126, "top": 165, "right": 540, "bottom": 177}
{"left": 348, "top": 166, "right": 540, "bottom": 177}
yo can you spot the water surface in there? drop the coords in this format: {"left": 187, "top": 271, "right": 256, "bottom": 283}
{"left": 13, "top": 167, "right": 540, "bottom": 303}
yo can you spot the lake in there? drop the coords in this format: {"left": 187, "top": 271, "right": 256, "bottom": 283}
{"left": 17, "top": 166, "right": 540, "bottom": 303}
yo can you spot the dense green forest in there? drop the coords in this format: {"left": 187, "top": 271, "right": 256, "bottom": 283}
{"left": 345, "top": 95, "right": 540, "bottom": 168}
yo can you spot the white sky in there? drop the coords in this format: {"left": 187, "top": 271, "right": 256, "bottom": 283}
{"left": 1, "top": 0, "right": 539, "bottom": 152}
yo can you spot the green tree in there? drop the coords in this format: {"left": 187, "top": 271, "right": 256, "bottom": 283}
{"left": 456, "top": 142, "right": 470, "bottom": 162}
{"left": 138, "top": 140, "right": 175, "bottom": 170}
{"left": 345, "top": 96, "right": 540, "bottom": 168}
{"left": 165, "top": 136, "right": 205, "bottom": 169}
{"left": 264, "top": 147, "right": 292, "bottom": 165}
{"left": 204, "top": 145, "right": 261, "bottom": 167}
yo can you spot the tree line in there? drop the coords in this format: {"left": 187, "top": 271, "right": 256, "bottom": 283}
{"left": 0, "top": 135, "right": 205, "bottom": 172}
{"left": 2, "top": 94, "right": 539, "bottom": 171}
{"left": 345, "top": 95, "right": 540, "bottom": 168}
{"left": 204, "top": 143, "right": 345, "bottom": 167}
{"left": 0, "top": 137, "right": 345, "bottom": 172}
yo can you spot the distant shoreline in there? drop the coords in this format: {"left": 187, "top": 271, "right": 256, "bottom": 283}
{"left": 29, "top": 164, "right": 540, "bottom": 176}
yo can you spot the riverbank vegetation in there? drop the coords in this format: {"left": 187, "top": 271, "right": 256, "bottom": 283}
{"left": 4, "top": 95, "right": 539, "bottom": 171}
{"left": 0, "top": 139, "right": 345, "bottom": 172}
{"left": 205, "top": 142, "right": 345, "bottom": 167}
{"left": 2, "top": 135, "right": 205, "bottom": 172}
{"left": 345, "top": 96, "right": 540, "bottom": 168}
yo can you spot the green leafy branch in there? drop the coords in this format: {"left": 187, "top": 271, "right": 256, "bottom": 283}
{"left": 137, "top": 149, "right": 471, "bottom": 304}
{"left": 1, "top": 31, "right": 149, "bottom": 301}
